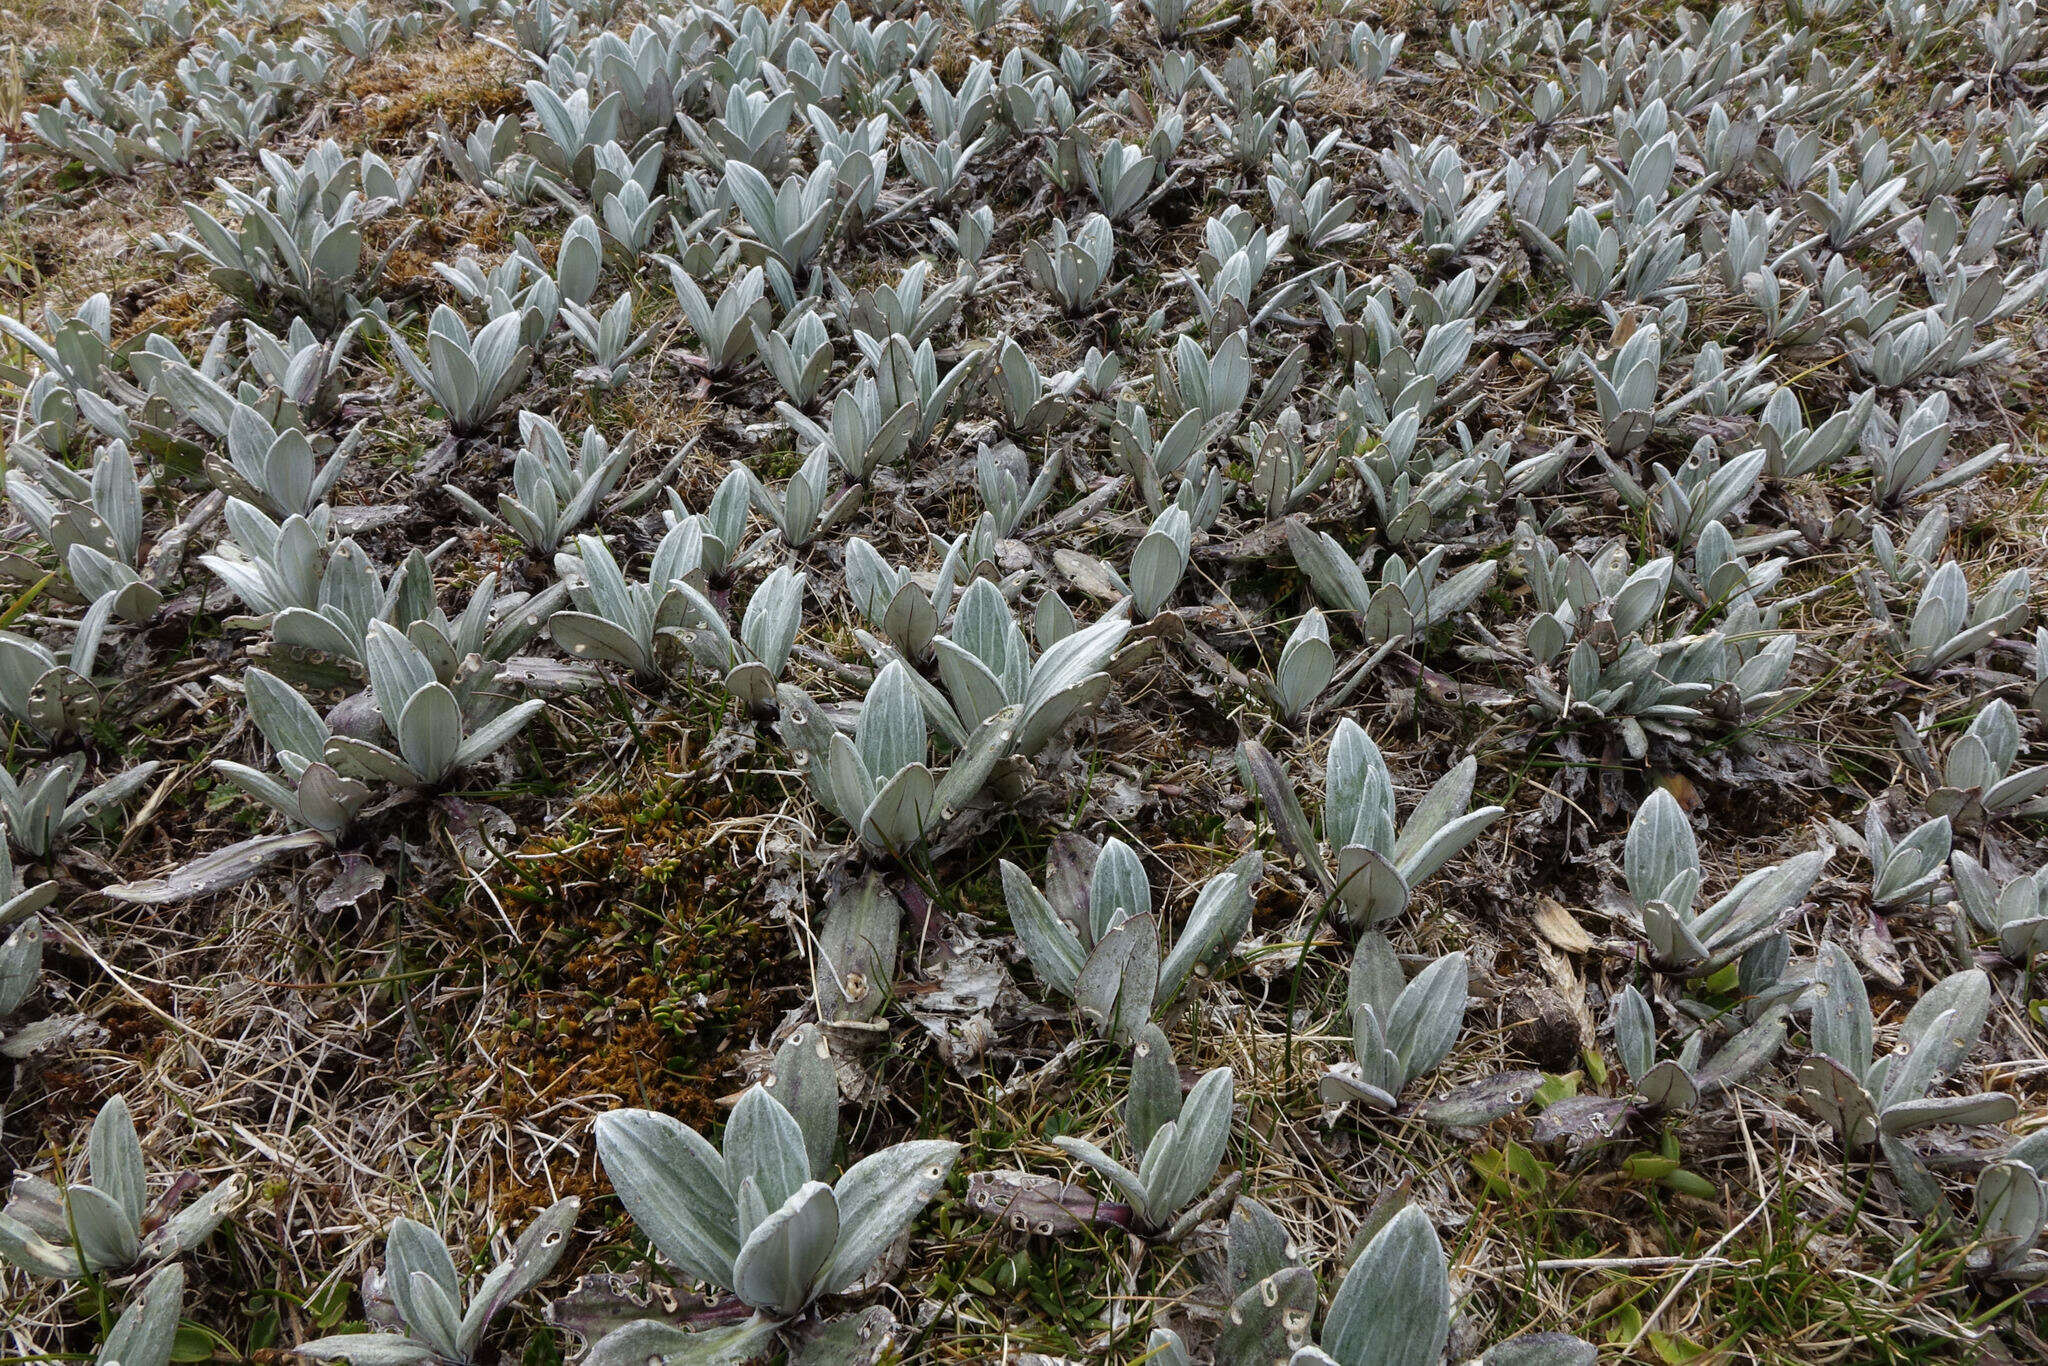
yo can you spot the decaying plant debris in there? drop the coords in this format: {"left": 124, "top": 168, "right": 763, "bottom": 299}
{"left": 3, "top": 0, "right": 2048, "bottom": 1361}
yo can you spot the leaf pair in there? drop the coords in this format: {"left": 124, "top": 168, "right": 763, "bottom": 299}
{"left": 297, "top": 1200, "right": 578, "bottom": 1366}
{"left": 1002, "top": 834, "right": 1261, "bottom": 1042}
{"left": 1052, "top": 1026, "right": 1234, "bottom": 1235}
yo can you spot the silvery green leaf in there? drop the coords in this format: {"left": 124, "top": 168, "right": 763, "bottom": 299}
{"left": 725, "top": 663, "right": 775, "bottom": 709}
{"left": 0, "top": 915, "right": 41, "bottom": 1017}
{"left": 66, "top": 1184, "right": 140, "bottom": 1270}
{"left": 1976, "top": 1160, "right": 2046, "bottom": 1272}
{"left": 386, "top": 1218, "right": 461, "bottom": 1357}
{"left": 1809, "top": 942, "right": 1873, "bottom": 1079}
{"left": 725, "top": 1086, "right": 812, "bottom": 1227}
{"left": 732, "top": 1181, "right": 836, "bottom": 1319}
{"left": 292, "top": 1335, "right": 439, "bottom": 1366}
{"left": 1693, "top": 850, "right": 1828, "bottom": 963}
{"left": 458, "top": 1197, "right": 580, "bottom": 1359}
{"left": 550, "top": 610, "right": 651, "bottom": 675}
{"left": 1035, "top": 592, "right": 1077, "bottom": 648}
{"left": 400, "top": 1270, "right": 464, "bottom": 1362}
{"left": 1894, "top": 966, "right": 1991, "bottom": 1085}
{"left": 1074, "top": 912, "right": 1159, "bottom": 1044}
{"left": 1131, "top": 507, "right": 1191, "bottom": 618}
{"left": 1001, "top": 860, "right": 1086, "bottom": 996}
{"left": 1318, "top": 1063, "right": 1400, "bottom": 1112}
{"left": 1798, "top": 1054, "right": 1878, "bottom": 1149}
{"left": 769, "top": 1026, "right": 839, "bottom": 1182}
{"left": 1125, "top": 1024, "right": 1182, "bottom": 1157}
{"left": 1274, "top": 610, "right": 1335, "bottom": 718}
{"left": 1393, "top": 802, "right": 1503, "bottom": 890}
{"left": 150, "top": 1174, "right": 240, "bottom": 1258}
{"left": 1348, "top": 932, "right": 1405, "bottom": 1034}
{"left": 1333, "top": 844, "right": 1408, "bottom": 927}
{"left": 1626, "top": 788, "right": 1698, "bottom": 913}
{"left": 1880, "top": 1091, "right": 2019, "bottom": 1134}
{"left": 1694, "top": 1015, "right": 1787, "bottom": 1097}
{"left": 592, "top": 1109, "right": 738, "bottom": 1289}
{"left": 1217, "top": 1265, "right": 1319, "bottom": 1364}
{"left": 1636, "top": 1059, "right": 1700, "bottom": 1112}
{"left": 1481, "top": 1333, "right": 1600, "bottom": 1366}
{"left": 88, "top": 1095, "right": 146, "bottom": 1231}
{"left": 1391, "top": 756, "right": 1478, "bottom": 868}
{"left": 1142, "top": 1066, "right": 1232, "bottom": 1228}
{"left": 1146, "top": 1328, "right": 1193, "bottom": 1366}
{"left": 1324, "top": 719, "right": 1394, "bottom": 856}
{"left": 859, "top": 762, "right": 937, "bottom": 852}
{"left": 1013, "top": 672, "right": 1113, "bottom": 758}
{"left": 1614, "top": 986, "right": 1656, "bottom": 1085}
{"left": 1640, "top": 901, "right": 1709, "bottom": 973}
{"left": 1238, "top": 741, "right": 1327, "bottom": 893}
{"left": 1224, "top": 1196, "right": 1299, "bottom": 1295}
{"left": 99, "top": 1264, "right": 186, "bottom": 1366}
{"left": 1387, "top": 952, "right": 1467, "bottom": 1087}
{"left": 2009, "top": 1129, "right": 2048, "bottom": 1176}
{"left": 1051, "top": 1133, "right": 1150, "bottom": 1217}
{"left": 821, "top": 732, "right": 875, "bottom": 831}
{"left": 393, "top": 682, "right": 461, "bottom": 784}
{"left": 1089, "top": 837, "right": 1152, "bottom": 943}
{"left": 0, "top": 1209, "right": 80, "bottom": 1278}
{"left": 856, "top": 662, "right": 927, "bottom": 780}
{"left": 245, "top": 668, "right": 329, "bottom": 761}
{"left": 819, "top": 1140, "right": 960, "bottom": 1297}
{"left": 933, "top": 640, "right": 1007, "bottom": 731}
{"left": 1019, "top": 607, "right": 1129, "bottom": 729}
{"left": 1872, "top": 813, "right": 1951, "bottom": 906}
{"left": 322, "top": 737, "right": 420, "bottom": 787}
{"left": 1320, "top": 1205, "right": 1449, "bottom": 1366}
{"left": 815, "top": 875, "right": 901, "bottom": 1025}
{"left": 784, "top": 1305, "right": 897, "bottom": 1366}
{"left": 740, "top": 567, "right": 805, "bottom": 678}
{"left": 928, "top": 704, "right": 1019, "bottom": 823}
{"left": 1158, "top": 853, "right": 1260, "bottom": 1004}
{"left": 584, "top": 1316, "right": 778, "bottom": 1366}
{"left": 453, "top": 699, "right": 545, "bottom": 771}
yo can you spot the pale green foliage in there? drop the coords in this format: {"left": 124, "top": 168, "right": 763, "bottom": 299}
{"left": 320, "top": 622, "right": 545, "bottom": 788}
{"left": 1801, "top": 946, "right": 2015, "bottom": 1152}
{"left": 1001, "top": 833, "right": 1261, "bottom": 1041}
{"left": 446, "top": 413, "right": 634, "bottom": 553}
{"left": 382, "top": 307, "right": 534, "bottom": 436}
{"left": 775, "top": 662, "right": 1016, "bottom": 854}
{"left": 1240, "top": 719, "right": 1503, "bottom": 929}
{"left": 0, "top": 754, "right": 161, "bottom": 859}
{"left": 0, "top": 1096, "right": 238, "bottom": 1279}
{"left": 1954, "top": 852, "right": 2048, "bottom": 964}
{"left": 1623, "top": 788, "right": 1827, "bottom": 975}
{"left": 296, "top": 1200, "right": 579, "bottom": 1366}
{"left": 1318, "top": 934, "right": 1468, "bottom": 1113}
{"left": 1052, "top": 1026, "right": 1234, "bottom": 1234}
{"left": 594, "top": 1079, "right": 958, "bottom": 1334}
{"left": 214, "top": 668, "right": 370, "bottom": 841}
{"left": 1608, "top": 982, "right": 1788, "bottom": 1114}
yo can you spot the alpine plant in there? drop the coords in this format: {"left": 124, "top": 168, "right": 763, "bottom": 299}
{"left": 1052, "top": 1025, "right": 1234, "bottom": 1237}
{"left": 296, "top": 1200, "right": 579, "bottom": 1366}
{"left": 593, "top": 1083, "right": 959, "bottom": 1354}
{"left": 0, "top": 1095, "right": 238, "bottom": 1279}
{"left": 1001, "top": 833, "right": 1262, "bottom": 1043}
{"left": 1623, "top": 788, "right": 1827, "bottom": 977}
{"left": 1240, "top": 719, "right": 1503, "bottom": 930}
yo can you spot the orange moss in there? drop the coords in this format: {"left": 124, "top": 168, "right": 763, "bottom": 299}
{"left": 456, "top": 778, "right": 803, "bottom": 1222}
{"left": 351, "top": 45, "right": 525, "bottom": 146}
